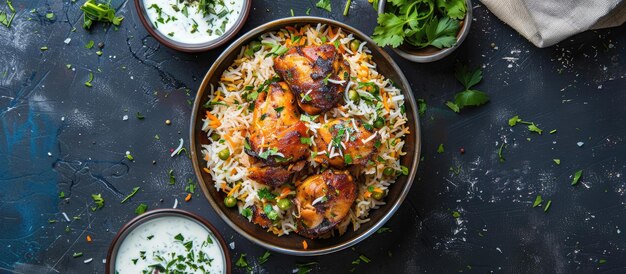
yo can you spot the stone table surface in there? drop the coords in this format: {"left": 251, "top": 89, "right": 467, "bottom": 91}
{"left": 1, "top": 0, "right": 626, "bottom": 273}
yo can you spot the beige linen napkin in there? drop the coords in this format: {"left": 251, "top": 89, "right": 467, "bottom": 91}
{"left": 480, "top": 0, "right": 626, "bottom": 48}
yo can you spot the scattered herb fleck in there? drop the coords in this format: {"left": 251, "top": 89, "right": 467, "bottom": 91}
{"left": 135, "top": 203, "right": 147, "bottom": 215}
{"left": 543, "top": 200, "right": 552, "bottom": 212}
{"left": 571, "top": 170, "right": 582, "bottom": 186}
{"left": 532, "top": 195, "right": 542, "bottom": 208}
{"left": 120, "top": 187, "right": 140, "bottom": 203}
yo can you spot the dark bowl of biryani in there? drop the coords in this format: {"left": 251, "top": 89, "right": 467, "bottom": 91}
{"left": 190, "top": 17, "right": 421, "bottom": 255}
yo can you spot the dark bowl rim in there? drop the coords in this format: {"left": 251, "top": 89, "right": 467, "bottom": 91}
{"left": 133, "top": 0, "right": 252, "bottom": 53}
{"left": 105, "top": 208, "right": 232, "bottom": 274}
{"left": 189, "top": 16, "right": 422, "bottom": 256}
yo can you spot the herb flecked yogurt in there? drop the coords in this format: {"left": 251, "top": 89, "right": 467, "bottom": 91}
{"left": 115, "top": 216, "right": 225, "bottom": 273}
{"left": 143, "top": 0, "right": 244, "bottom": 44}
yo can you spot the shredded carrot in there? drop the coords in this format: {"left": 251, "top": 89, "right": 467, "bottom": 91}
{"left": 278, "top": 187, "right": 291, "bottom": 198}
{"left": 327, "top": 27, "right": 335, "bottom": 40}
{"left": 364, "top": 191, "right": 372, "bottom": 199}
{"left": 230, "top": 168, "right": 237, "bottom": 175}
{"left": 223, "top": 133, "right": 235, "bottom": 148}
{"left": 203, "top": 167, "right": 211, "bottom": 174}
{"left": 204, "top": 153, "right": 210, "bottom": 161}
{"left": 185, "top": 193, "right": 192, "bottom": 202}
{"left": 205, "top": 111, "right": 222, "bottom": 128}
{"left": 381, "top": 89, "right": 390, "bottom": 112}
{"left": 285, "top": 26, "right": 299, "bottom": 35}
{"left": 302, "top": 240, "right": 308, "bottom": 250}
{"left": 86, "top": 235, "right": 92, "bottom": 242}
{"left": 228, "top": 183, "right": 241, "bottom": 197}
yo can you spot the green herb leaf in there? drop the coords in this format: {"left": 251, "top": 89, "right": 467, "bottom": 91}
{"left": 121, "top": 187, "right": 140, "bottom": 203}
{"left": 135, "top": 203, "right": 147, "bottom": 215}
{"left": 46, "top": 12, "right": 55, "bottom": 20}
{"left": 445, "top": 101, "right": 460, "bottom": 113}
{"left": 508, "top": 115, "right": 521, "bottom": 126}
{"left": 168, "top": 169, "right": 176, "bottom": 185}
{"left": 532, "top": 195, "right": 542, "bottom": 207}
{"left": 528, "top": 123, "right": 543, "bottom": 134}
{"left": 371, "top": 13, "right": 406, "bottom": 48}
{"left": 497, "top": 143, "right": 505, "bottom": 162}
{"left": 85, "top": 40, "right": 95, "bottom": 49}
{"left": 543, "top": 200, "right": 552, "bottom": 212}
{"left": 377, "top": 227, "right": 392, "bottom": 233}
{"left": 136, "top": 112, "right": 144, "bottom": 120}
{"left": 59, "top": 191, "right": 66, "bottom": 199}
{"left": 452, "top": 211, "right": 461, "bottom": 218}
{"left": 454, "top": 89, "right": 489, "bottom": 108}
{"left": 437, "top": 144, "right": 444, "bottom": 154}
{"left": 571, "top": 170, "right": 582, "bottom": 186}
{"left": 257, "top": 188, "right": 276, "bottom": 200}
{"left": 91, "top": 194, "right": 104, "bottom": 211}
{"left": 80, "top": 0, "right": 124, "bottom": 30}
{"left": 344, "top": 154, "right": 353, "bottom": 164}
{"left": 417, "top": 99, "right": 427, "bottom": 116}
{"left": 553, "top": 159, "right": 561, "bottom": 165}
{"left": 258, "top": 251, "right": 271, "bottom": 264}
{"left": 72, "top": 252, "right": 83, "bottom": 258}
{"left": 235, "top": 253, "right": 248, "bottom": 268}
{"left": 315, "top": 0, "right": 331, "bottom": 12}
{"left": 437, "top": 0, "right": 467, "bottom": 20}
{"left": 84, "top": 72, "right": 94, "bottom": 87}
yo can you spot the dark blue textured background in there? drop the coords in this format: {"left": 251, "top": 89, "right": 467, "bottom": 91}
{"left": 1, "top": 0, "right": 625, "bottom": 273}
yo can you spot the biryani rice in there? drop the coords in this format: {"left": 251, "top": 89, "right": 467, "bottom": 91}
{"left": 201, "top": 24, "right": 409, "bottom": 236}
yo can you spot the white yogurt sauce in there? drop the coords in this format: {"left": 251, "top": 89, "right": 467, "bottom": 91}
{"left": 115, "top": 216, "right": 225, "bottom": 274}
{"left": 143, "top": 0, "right": 243, "bottom": 44}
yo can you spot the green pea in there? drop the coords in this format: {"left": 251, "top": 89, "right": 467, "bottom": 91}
{"left": 210, "top": 133, "right": 220, "bottom": 141}
{"left": 383, "top": 167, "right": 395, "bottom": 176}
{"left": 372, "top": 190, "right": 385, "bottom": 200}
{"left": 373, "top": 117, "right": 384, "bottom": 129}
{"left": 348, "top": 90, "right": 360, "bottom": 104}
{"left": 350, "top": 40, "right": 360, "bottom": 52}
{"left": 277, "top": 198, "right": 292, "bottom": 210}
{"left": 218, "top": 148, "right": 230, "bottom": 160}
{"left": 224, "top": 196, "right": 237, "bottom": 207}
{"left": 250, "top": 41, "right": 262, "bottom": 52}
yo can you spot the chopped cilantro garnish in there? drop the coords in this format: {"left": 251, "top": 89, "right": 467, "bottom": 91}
{"left": 359, "top": 254, "right": 370, "bottom": 263}
{"left": 135, "top": 203, "right": 147, "bottom": 215}
{"left": 497, "top": 143, "right": 505, "bottom": 162}
{"left": 315, "top": 0, "right": 331, "bottom": 12}
{"left": 174, "top": 233, "right": 184, "bottom": 241}
{"left": 452, "top": 211, "right": 461, "bottom": 218}
{"left": 258, "top": 251, "right": 271, "bottom": 264}
{"left": 85, "top": 40, "right": 95, "bottom": 49}
{"left": 84, "top": 72, "right": 94, "bottom": 87}
{"left": 91, "top": 194, "right": 104, "bottom": 211}
{"left": 120, "top": 187, "right": 140, "bottom": 203}
{"left": 300, "top": 137, "right": 312, "bottom": 145}
{"left": 257, "top": 188, "right": 276, "bottom": 200}
{"left": 274, "top": 106, "right": 284, "bottom": 113}
{"left": 571, "top": 170, "right": 582, "bottom": 186}
{"left": 437, "top": 144, "right": 444, "bottom": 153}
{"left": 59, "top": 191, "right": 66, "bottom": 199}
{"left": 377, "top": 227, "right": 392, "bottom": 233}
{"left": 532, "top": 195, "right": 542, "bottom": 207}
{"left": 168, "top": 169, "right": 176, "bottom": 185}
{"left": 344, "top": 154, "right": 353, "bottom": 164}
{"left": 235, "top": 254, "right": 248, "bottom": 268}
{"left": 80, "top": 0, "right": 124, "bottom": 29}
{"left": 241, "top": 207, "right": 252, "bottom": 218}
{"left": 72, "top": 252, "right": 83, "bottom": 258}
{"left": 553, "top": 159, "right": 560, "bottom": 165}
{"left": 543, "top": 200, "right": 552, "bottom": 212}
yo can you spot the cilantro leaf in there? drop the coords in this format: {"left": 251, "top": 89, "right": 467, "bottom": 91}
{"left": 91, "top": 194, "right": 104, "bottom": 211}
{"left": 454, "top": 89, "right": 489, "bottom": 107}
{"left": 424, "top": 17, "right": 459, "bottom": 49}
{"left": 315, "top": 0, "right": 331, "bottom": 12}
{"left": 454, "top": 65, "right": 483, "bottom": 90}
{"left": 508, "top": 115, "right": 521, "bottom": 126}
{"left": 527, "top": 123, "right": 543, "bottom": 134}
{"left": 257, "top": 188, "right": 276, "bottom": 200}
{"left": 437, "top": 0, "right": 467, "bottom": 20}
{"left": 417, "top": 99, "right": 427, "bottom": 116}
{"left": 372, "top": 13, "right": 406, "bottom": 48}
{"left": 445, "top": 101, "right": 460, "bottom": 113}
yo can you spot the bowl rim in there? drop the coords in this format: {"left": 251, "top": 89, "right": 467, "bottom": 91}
{"left": 189, "top": 16, "right": 422, "bottom": 256}
{"left": 378, "top": 0, "right": 473, "bottom": 63}
{"left": 105, "top": 208, "right": 232, "bottom": 274}
{"left": 133, "top": 0, "right": 252, "bottom": 53}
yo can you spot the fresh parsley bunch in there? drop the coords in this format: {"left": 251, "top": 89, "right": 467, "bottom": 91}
{"left": 372, "top": 0, "right": 467, "bottom": 49}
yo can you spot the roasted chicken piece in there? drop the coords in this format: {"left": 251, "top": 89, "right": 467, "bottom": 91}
{"left": 249, "top": 204, "right": 272, "bottom": 228}
{"left": 294, "top": 169, "right": 357, "bottom": 238}
{"left": 273, "top": 44, "right": 350, "bottom": 115}
{"left": 313, "top": 118, "right": 380, "bottom": 169}
{"left": 245, "top": 82, "right": 310, "bottom": 187}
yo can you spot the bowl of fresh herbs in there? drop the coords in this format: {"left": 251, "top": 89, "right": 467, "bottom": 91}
{"left": 372, "top": 0, "right": 472, "bottom": 63}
